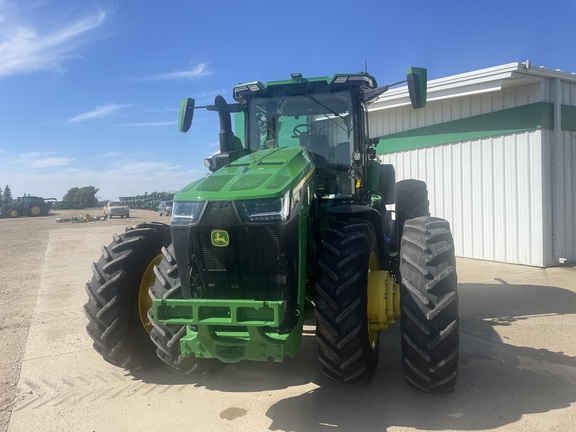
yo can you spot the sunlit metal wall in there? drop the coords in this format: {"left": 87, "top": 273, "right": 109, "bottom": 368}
{"left": 370, "top": 70, "right": 576, "bottom": 267}
{"left": 380, "top": 132, "right": 545, "bottom": 266}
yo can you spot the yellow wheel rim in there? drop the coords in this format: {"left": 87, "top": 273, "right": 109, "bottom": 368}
{"left": 139, "top": 254, "right": 163, "bottom": 333}
{"left": 367, "top": 252, "right": 380, "bottom": 348}
{"left": 30, "top": 206, "right": 41, "bottom": 216}
{"left": 367, "top": 260, "right": 400, "bottom": 346}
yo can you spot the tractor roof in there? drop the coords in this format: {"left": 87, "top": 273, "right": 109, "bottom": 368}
{"left": 233, "top": 72, "right": 378, "bottom": 103}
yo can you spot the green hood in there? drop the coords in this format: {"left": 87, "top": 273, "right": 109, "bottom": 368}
{"left": 176, "top": 147, "right": 315, "bottom": 201}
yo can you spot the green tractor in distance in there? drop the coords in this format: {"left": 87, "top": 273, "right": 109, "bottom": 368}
{"left": 84, "top": 68, "right": 459, "bottom": 392}
{"left": 1, "top": 196, "right": 56, "bottom": 218}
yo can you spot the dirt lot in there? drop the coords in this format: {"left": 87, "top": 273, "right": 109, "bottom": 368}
{"left": 0, "top": 209, "right": 575, "bottom": 432}
{"left": 0, "top": 208, "right": 168, "bottom": 431}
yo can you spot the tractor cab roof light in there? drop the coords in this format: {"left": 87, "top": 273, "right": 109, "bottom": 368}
{"left": 330, "top": 75, "right": 376, "bottom": 88}
{"left": 233, "top": 81, "right": 265, "bottom": 100}
{"left": 291, "top": 73, "right": 303, "bottom": 82}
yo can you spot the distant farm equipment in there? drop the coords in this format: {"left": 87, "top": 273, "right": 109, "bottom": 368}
{"left": 52, "top": 201, "right": 84, "bottom": 210}
{"left": 0, "top": 196, "right": 56, "bottom": 218}
{"left": 56, "top": 214, "right": 108, "bottom": 223}
{"left": 119, "top": 192, "right": 174, "bottom": 211}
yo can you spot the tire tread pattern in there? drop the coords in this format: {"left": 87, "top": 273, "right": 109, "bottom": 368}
{"left": 84, "top": 222, "right": 170, "bottom": 370}
{"left": 399, "top": 217, "right": 459, "bottom": 392}
{"left": 315, "top": 219, "right": 379, "bottom": 384}
{"left": 148, "top": 244, "right": 215, "bottom": 376}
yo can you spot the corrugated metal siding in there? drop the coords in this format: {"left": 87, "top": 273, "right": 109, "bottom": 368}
{"left": 546, "top": 130, "right": 576, "bottom": 265}
{"left": 370, "top": 83, "right": 542, "bottom": 137}
{"left": 381, "top": 131, "right": 544, "bottom": 266}
{"left": 555, "top": 79, "right": 576, "bottom": 264}
{"left": 371, "top": 71, "right": 576, "bottom": 267}
{"left": 556, "top": 131, "right": 576, "bottom": 263}
{"left": 372, "top": 82, "right": 547, "bottom": 266}
{"left": 540, "top": 79, "right": 576, "bottom": 265}
{"left": 557, "top": 81, "right": 576, "bottom": 264}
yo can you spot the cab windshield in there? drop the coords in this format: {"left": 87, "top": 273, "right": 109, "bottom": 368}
{"left": 247, "top": 91, "right": 356, "bottom": 195}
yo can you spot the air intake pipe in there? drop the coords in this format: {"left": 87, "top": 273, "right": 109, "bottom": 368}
{"left": 214, "top": 95, "right": 241, "bottom": 153}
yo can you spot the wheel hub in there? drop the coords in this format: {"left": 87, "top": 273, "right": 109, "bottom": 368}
{"left": 139, "top": 254, "right": 163, "bottom": 333}
{"left": 367, "top": 269, "right": 400, "bottom": 336}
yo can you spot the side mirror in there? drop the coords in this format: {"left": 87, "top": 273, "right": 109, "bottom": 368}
{"left": 178, "top": 98, "right": 195, "bottom": 132}
{"left": 406, "top": 67, "right": 427, "bottom": 109}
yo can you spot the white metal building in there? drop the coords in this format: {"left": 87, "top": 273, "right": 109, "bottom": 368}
{"left": 370, "top": 62, "right": 576, "bottom": 267}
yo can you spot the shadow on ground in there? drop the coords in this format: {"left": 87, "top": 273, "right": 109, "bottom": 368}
{"left": 131, "top": 282, "right": 576, "bottom": 431}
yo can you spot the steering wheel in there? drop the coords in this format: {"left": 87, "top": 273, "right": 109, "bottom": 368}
{"left": 292, "top": 123, "right": 315, "bottom": 137}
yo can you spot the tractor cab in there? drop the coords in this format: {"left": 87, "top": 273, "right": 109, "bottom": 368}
{"left": 235, "top": 73, "right": 377, "bottom": 200}
{"left": 179, "top": 69, "right": 427, "bottom": 202}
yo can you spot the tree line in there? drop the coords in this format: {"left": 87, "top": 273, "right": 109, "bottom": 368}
{"left": 61, "top": 186, "right": 100, "bottom": 208}
{"left": 0, "top": 185, "right": 13, "bottom": 204}
{"left": 0, "top": 185, "right": 100, "bottom": 208}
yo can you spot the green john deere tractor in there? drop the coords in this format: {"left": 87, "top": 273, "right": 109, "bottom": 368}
{"left": 1, "top": 196, "right": 56, "bottom": 218}
{"left": 84, "top": 68, "right": 459, "bottom": 392}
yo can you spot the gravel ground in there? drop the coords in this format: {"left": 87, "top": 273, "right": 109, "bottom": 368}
{"left": 1, "top": 208, "right": 575, "bottom": 432}
{"left": 0, "top": 208, "right": 167, "bottom": 432}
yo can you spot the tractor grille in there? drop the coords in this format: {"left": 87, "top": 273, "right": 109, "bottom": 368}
{"left": 196, "top": 226, "right": 282, "bottom": 273}
{"left": 187, "top": 201, "right": 298, "bottom": 307}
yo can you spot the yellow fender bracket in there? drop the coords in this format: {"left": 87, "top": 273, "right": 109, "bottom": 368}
{"left": 367, "top": 270, "right": 400, "bottom": 331}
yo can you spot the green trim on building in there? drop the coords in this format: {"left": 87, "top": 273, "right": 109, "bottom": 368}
{"left": 561, "top": 105, "right": 576, "bottom": 131}
{"left": 376, "top": 102, "right": 555, "bottom": 154}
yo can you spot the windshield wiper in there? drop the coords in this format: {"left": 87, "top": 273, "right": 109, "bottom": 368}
{"left": 302, "top": 93, "right": 349, "bottom": 134}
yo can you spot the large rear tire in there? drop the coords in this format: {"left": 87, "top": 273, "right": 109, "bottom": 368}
{"left": 395, "top": 179, "right": 430, "bottom": 244}
{"left": 399, "top": 217, "right": 459, "bottom": 392}
{"left": 315, "top": 219, "right": 379, "bottom": 384}
{"left": 148, "top": 244, "right": 215, "bottom": 375}
{"left": 84, "top": 222, "right": 171, "bottom": 369}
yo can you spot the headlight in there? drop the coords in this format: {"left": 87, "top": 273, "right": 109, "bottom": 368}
{"left": 237, "top": 191, "right": 290, "bottom": 223}
{"left": 171, "top": 201, "right": 205, "bottom": 226}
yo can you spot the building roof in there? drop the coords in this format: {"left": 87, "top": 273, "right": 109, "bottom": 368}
{"left": 371, "top": 62, "right": 576, "bottom": 111}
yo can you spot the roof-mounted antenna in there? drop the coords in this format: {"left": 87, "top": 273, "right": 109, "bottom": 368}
{"left": 365, "top": 60, "right": 368, "bottom": 73}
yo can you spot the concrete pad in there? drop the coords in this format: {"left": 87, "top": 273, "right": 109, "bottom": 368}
{"left": 8, "top": 230, "right": 576, "bottom": 431}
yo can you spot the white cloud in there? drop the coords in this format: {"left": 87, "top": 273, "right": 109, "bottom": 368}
{"left": 17, "top": 151, "right": 74, "bottom": 168}
{"left": 0, "top": 151, "right": 205, "bottom": 200}
{"left": 108, "top": 160, "right": 180, "bottom": 175}
{"left": 68, "top": 103, "right": 129, "bottom": 122}
{"left": 141, "top": 61, "right": 211, "bottom": 81}
{"left": 145, "top": 107, "right": 179, "bottom": 113}
{"left": 19, "top": 151, "right": 52, "bottom": 158}
{"left": 120, "top": 121, "right": 177, "bottom": 127}
{"left": 194, "top": 88, "right": 227, "bottom": 103}
{"left": 0, "top": 3, "right": 108, "bottom": 78}
{"left": 96, "top": 151, "right": 122, "bottom": 159}
{"left": 32, "top": 156, "right": 74, "bottom": 168}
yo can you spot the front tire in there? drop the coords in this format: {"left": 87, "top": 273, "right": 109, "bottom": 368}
{"left": 399, "top": 217, "right": 459, "bottom": 392}
{"left": 315, "top": 219, "right": 379, "bottom": 384}
{"left": 148, "top": 244, "right": 214, "bottom": 375}
{"left": 84, "top": 222, "right": 171, "bottom": 369}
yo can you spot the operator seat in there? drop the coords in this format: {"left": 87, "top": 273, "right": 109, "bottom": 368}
{"left": 334, "top": 142, "right": 351, "bottom": 168}
{"left": 303, "top": 134, "right": 330, "bottom": 165}
{"left": 300, "top": 134, "right": 336, "bottom": 194}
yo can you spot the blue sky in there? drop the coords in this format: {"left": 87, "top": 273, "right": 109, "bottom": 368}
{"left": 1, "top": 0, "right": 575, "bottom": 201}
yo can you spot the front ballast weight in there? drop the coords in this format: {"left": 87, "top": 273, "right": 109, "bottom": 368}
{"left": 154, "top": 298, "right": 303, "bottom": 362}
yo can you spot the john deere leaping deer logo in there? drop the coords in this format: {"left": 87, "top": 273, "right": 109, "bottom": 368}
{"left": 211, "top": 229, "right": 229, "bottom": 247}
